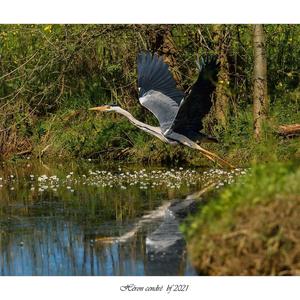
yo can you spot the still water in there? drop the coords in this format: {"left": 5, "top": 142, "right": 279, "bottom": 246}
{"left": 0, "top": 160, "right": 226, "bottom": 276}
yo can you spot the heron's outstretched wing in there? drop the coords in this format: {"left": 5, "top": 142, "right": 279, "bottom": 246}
{"left": 137, "top": 52, "right": 185, "bottom": 133}
{"left": 139, "top": 90, "right": 179, "bottom": 133}
{"left": 170, "top": 57, "right": 219, "bottom": 136}
{"left": 137, "top": 52, "right": 184, "bottom": 104}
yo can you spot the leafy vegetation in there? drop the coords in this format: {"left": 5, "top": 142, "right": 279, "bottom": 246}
{"left": 185, "top": 162, "right": 300, "bottom": 275}
{"left": 0, "top": 25, "right": 299, "bottom": 164}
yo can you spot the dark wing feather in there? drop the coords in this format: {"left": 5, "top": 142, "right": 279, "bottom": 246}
{"left": 137, "top": 52, "right": 184, "bottom": 105}
{"left": 170, "top": 57, "right": 219, "bottom": 136}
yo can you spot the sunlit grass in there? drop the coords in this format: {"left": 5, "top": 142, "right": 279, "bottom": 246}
{"left": 185, "top": 161, "right": 300, "bottom": 275}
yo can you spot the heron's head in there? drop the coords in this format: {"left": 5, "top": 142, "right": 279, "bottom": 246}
{"left": 89, "top": 105, "right": 116, "bottom": 112}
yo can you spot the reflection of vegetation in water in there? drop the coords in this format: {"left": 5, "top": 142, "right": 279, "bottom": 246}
{"left": 2, "top": 160, "right": 235, "bottom": 275}
{"left": 1, "top": 162, "right": 202, "bottom": 222}
{"left": 186, "top": 162, "right": 300, "bottom": 275}
{"left": 0, "top": 160, "right": 244, "bottom": 224}
{"left": 0, "top": 218, "right": 150, "bottom": 275}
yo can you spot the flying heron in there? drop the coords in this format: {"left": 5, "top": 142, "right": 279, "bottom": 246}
{"left": 90, "top": 52, "right": 233, "bottom": 168}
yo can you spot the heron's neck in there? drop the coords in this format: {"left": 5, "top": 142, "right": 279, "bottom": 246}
{"left": 112, "top": 106, "right": 144, "bottom": 126}
{"left": 111, "top": 106, "right": 168, "bottom": 142}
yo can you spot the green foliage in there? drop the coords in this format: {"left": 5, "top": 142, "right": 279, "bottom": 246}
{"left": 185, "top": 161, "right": 300, "bottom": 238}
{"left": 31, "top": 108, "right": 198, "bottom": 164}
{"left": 0, "top": 24, "right": 299, "bottom": 161}
{"left": 32, "top": 110, "right": 136, "bottom": 158}
{"left": 205, "top": 96, "right": 300, "bottom": 165}
{"left": 184, "top": 160, "right": 300, "bottom": 275}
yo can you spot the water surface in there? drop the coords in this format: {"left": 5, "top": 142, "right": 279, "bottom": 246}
{"left": 0, "top": 160, "right": 230, "bottom": 276}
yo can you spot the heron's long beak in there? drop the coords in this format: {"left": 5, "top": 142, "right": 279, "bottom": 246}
{"left": 89, "top": 106, "right": 111, "bottom": 112}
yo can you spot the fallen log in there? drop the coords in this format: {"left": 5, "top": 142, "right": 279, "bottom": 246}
{"left": 277, "top": 124, "right": 300, "bottom": 137}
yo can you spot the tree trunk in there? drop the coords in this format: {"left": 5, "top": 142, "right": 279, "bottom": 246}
{"left": 160, "top": 26, "right": 182, "bottom": 83}
{"left": 147, "top": 25, "right": 181, "bottom": 83}
{"left": 213, "top": 24, "right": 231, "bottom": 129}
{"left": 253, "top": 25, "right": 268, "bottom": 140}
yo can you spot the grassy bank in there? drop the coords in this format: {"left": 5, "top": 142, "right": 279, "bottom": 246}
{"left": 8, "top": 96, "right": 297, "bottom": 168}
{"left": 184, "top": 161, "right": 300, "bottom": 275}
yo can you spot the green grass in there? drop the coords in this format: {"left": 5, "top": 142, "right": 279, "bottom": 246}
{"left": 184, "top": 161, "right": 300, "bottom": 275}
{"left": 205, "top": 99, "right": 300, "bottom": 166}
{"left": 186, "top": 162, "right": 300, "bottom": 236}
{"left": 8, "top": 98, "right": 298, "bottom": 167}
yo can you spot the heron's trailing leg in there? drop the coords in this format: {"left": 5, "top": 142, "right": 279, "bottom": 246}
{"left": 180, "top": 138, "right": 234, "bottom": 168}
{"left": 170, "top": 132, "right": 235, "bottom": 169}
{"left": 195, "top": 144, "right": 235, "bottom": 169}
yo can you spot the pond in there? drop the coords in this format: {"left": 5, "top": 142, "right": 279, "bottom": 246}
{"left": 0, "top": 159, "right": 233, "bottom": 276}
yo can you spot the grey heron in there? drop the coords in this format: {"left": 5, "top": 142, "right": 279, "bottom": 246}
{"left": 90, "top": 52, "right": 234, "bottom": 168}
